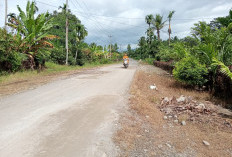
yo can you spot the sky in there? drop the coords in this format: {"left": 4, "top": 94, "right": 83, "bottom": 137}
{"left": 1, "top": 0, "right": 232, "bottom": 50}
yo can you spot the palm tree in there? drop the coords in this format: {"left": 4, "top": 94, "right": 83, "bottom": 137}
{"left": 168, "top": 11, "right": 175, "bottom": 45}
{"left": 76, "top": 24, "right": 88, "bottom": 41}
{"left": 145, "top": 14, "right": 154, "bottom": 30}
{"left": 75, "top": 24, "right": 88, "bottom": 60}
{"left": 152, "top": 14, "right": 166, "bottom": 40}
{"left": 145, "top": 14, "right": 154, "bottom": 47}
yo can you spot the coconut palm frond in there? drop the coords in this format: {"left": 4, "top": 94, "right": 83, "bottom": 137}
{"left": 212, "top": 57, "right": 232, "bottom": 80}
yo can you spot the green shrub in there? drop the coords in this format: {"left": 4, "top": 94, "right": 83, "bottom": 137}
{"left": 99, "top": 58, "right": 111, "bottom": 64}
{"left": 0, "top": 52, "right": 26, "bottom": 73}
{"left": 173, "top": 56, "right": 208, "bottom": 86}
{"left": 68, "top": 56, "right": 76, "bottom": 65}
{"left": 144, "top": 58, "right": 155, "bottom": 65}
{"left": 50, "top": 47, "right": 66, "bottom": 65}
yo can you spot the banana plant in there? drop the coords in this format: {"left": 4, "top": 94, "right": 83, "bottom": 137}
{"left": 7, "top": 1, "right": 57, "bottom": 59}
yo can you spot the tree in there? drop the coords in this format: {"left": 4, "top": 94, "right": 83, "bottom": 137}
{"left": 145, "top": 14, "right": 154, "bottom": 46}
{"left": 127, "top": 44, "right": 132, "bottom": 55}
{"left": 113, "top": 43, "right": 119, "bottom": 52}
{"left": 48, "top": 4, "right": 85, "bottom": 65}
{"left": 152, "top": 14, "right": 166, "bottom": 41}
{"left": 75, "top": 23, "right": 88, "bottom": 61}
{"left": 138, "top": 36, "right": 148, "bottom": 59}
{"left": 167, "top": 11, "right": 175, "bottom": 45}
{"left": 216, "top": 9, "right": 232, "bottom": 27}
{"left": 7, "top": 1, "right": 56, "bottom": 69}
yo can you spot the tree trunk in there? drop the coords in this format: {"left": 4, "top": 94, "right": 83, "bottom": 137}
{"left": 75, "top": 50, "right": 78, "bottom": 61}
{"left": 168, "top": 20, "right": 171, "bottom": 46}
{"left": 148, "top": 24, "right": 151, "bottom": 53}
{"left": 157, "top": 29, "right": 160, "bottom": 41}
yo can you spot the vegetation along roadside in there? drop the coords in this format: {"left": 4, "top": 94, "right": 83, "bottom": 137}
{"left": 127, "top": 9, "right": 232, "bottom": 107}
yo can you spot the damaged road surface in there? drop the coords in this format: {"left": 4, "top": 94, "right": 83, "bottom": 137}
{"left": 0, "top": 61, "right": 137, "bottom": 157}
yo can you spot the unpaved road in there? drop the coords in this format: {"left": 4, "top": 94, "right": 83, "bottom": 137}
{"left": 0, "top": 60, "right": 137, "bottom": 157}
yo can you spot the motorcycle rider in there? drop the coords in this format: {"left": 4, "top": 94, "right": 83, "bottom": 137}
{"left": 123, "top": 53, "right": 129, "bottom": 63}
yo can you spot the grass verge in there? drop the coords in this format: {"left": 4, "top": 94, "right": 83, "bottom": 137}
{"left": 0, "top": 61, "right": 117, "bottom": 84}
{"left": 0, "top": 61, "right": 118, "bottom": 96}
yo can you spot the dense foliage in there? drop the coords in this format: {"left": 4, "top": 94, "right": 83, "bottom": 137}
{"left": 128, "top": 9, "right": 232, "bottom": 102}
{"left": 0, "top": 1, "right": 122, "bottom": 74}
{"left": 173, "top": 57, "right": 208, "bottom": 86}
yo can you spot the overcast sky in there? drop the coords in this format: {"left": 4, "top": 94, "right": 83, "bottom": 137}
{"left": 1, "top": 0, "right": 232, "bottom": 49}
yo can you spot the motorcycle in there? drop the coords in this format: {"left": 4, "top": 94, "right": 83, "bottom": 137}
{"left": 123, "top": 59, "right": 129, "bottom": 68}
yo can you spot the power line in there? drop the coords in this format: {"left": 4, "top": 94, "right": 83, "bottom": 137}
{"left": 70, "top": 0, "right": 110, "bottom": 44}
{"left": 36, "top": 1, "right": 215, "bottom": 21}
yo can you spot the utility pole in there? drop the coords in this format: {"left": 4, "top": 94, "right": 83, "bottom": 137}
{"left": 108, "top": 35, "right": 112, "bottom": 59}
{"left": 5, "top": 0, "right": 7, "bottom": 30}
{"left": 65, "top": 0, "right": 69, "bottom": 65}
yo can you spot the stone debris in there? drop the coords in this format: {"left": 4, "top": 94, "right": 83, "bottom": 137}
{"left": 150, "top": 84, "right": 158, "bottom": 90}
{"left": 176, "top": 95, "right": 186, "bottom": 103}
{"left": 203, "top": 140, "right": 210, "bottom": 146}
{"left": 181, "top": 121, "right": 186, "bottom": 126}
{"left": 160, "top": 95, "right": 217, "bottom": 116}
{"left": 159, "top": 95, "right": 232, "bottom": 128}
{"left": 166, "top": 143, "right": 172, "bottom": 148}
{"left": 174, "top": 120, "right": 179, "bottom": 123}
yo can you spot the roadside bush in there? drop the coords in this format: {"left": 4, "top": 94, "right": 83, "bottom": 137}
{"left": 99, "top": 58, "right": 111, "bottom": 64}
{"left": 68, "top": 56, "right": 76, "bottom": 65}
{"left": 50, "top": 47, "right": 66, "bottom": 65}
{"left": 144, "top": 58, "right": 155, "bottom": 65}
{"left": 156, "top": 43, "right": 189, "bottom": 62}
{"left": 173, "top": 56, "right": 208, "bottom": 87}
{"left": 0, "top": 52, "right": 26, "bottom": 73}
{"left": 76, "top": 59, "right": 85, "bottom": 66}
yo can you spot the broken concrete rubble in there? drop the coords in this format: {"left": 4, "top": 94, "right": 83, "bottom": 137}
{"left": 159, "top": 95, "right": 232, "bottom": 129}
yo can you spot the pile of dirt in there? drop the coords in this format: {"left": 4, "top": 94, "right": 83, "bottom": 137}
{"left": 160, "top": 95, "right": 232, "bottom": 129}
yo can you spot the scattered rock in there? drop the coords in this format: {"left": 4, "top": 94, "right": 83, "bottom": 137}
{"left": 144, "top": 149, "right": 148, "bottom": 152}
{"left": 150, "top": 84, "right": 158, "bottom": 90}
{"left": 195, "top": 103, "right": 206, "bottom": 110}
{"left": 177, "top": 95, "right": 186, "bottom": 103}
{"left": 203, "top": 140, "right": 210, "bottom": 146}
{"left": 161, "top": 97, "right": 170, "bottom": 105}
{"left": 145, "top": 115, "right": 149, "bottom": 118}
{"left": 168, "top": 115, "right": 173, "bottom": 119}
{"left": 174, "top": 115, "right": 178, "bottom": 119}
{"left": 158, "top": 145, "right": 163, "bottom": 149}
{"left": 174, "top": 120, "right": 178, "bottom": 123}
{"left": 181, "top": 121, "right": 186, "bottom": 126}
{"left": 145, "top": 129, "right": 149, "bottom": 133}
{"left": 163, "top": 116, "right": 168, "bottom": 120}
{"left": 166, "top": 143, "right": 172, "bottom": 148}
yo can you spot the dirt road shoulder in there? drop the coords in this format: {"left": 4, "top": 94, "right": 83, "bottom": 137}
{"left": 114, "top": 63, "right": 232, "bottom": 157}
